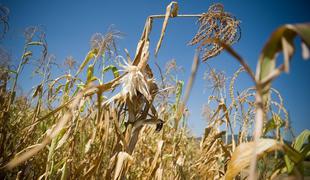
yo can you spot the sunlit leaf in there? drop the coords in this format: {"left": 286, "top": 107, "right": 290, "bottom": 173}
{"left": 225, "top": 138, "right": 301, "bottom": 180}
{"left": 26, "top": 41, "right": 44, "bottom": 46}
{"left": 113, "top": 152, "right": 133, "bottom": 180}
{"left": 103, "top": 65, "right": 120, "bottom": 78}
{"left": 256, "top": 23, "right": 310, "bottom": 101}
{"left": 22, "top": 51, "right": 32, "bottom": 59}
{"left": 293, "top": 129, "right": 310, "bottom": 152}
{"left": 76, "top": 48, "right": 98, "bottom": 76}
{"left": 154, "top": 1, "right": 178, "bottom": 57}
{"left": 263, "top": 115, "right": 284, "bottom": 135}
{"left": 86, "top": 65, "right": 94, "bottom": 84}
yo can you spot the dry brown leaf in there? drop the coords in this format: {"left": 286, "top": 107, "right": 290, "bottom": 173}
{"left": 113, "top": 152, "right": 133, "bottom": 180}
{"left": 130, "top": 16, "right": 153, "bottom": 74}
{"left": 55, "top": 127, "right": 70, "bottom": 150}
{"left": 225, "top": 139, "right": 283, "bottom": 180}
{"left": 302, "top": 42, "right": 310, "bottom": 60}
{"left": 256, "top": 23, "right": 310, "bottom": 102}
{"left": 154, "top": 1, "right": 178, "bottom": 57}
{"left": 155, "top": 166, "right": 163, "bottom": 180}
{"left": 147, "top": 140, "right": 164, "bottom": 178}
{"left": 183, "top": 51, "right": 199, "bottom": 104}
{"left": 4, "top": 91, "right": 84, "bottom": 170}
{"left": 281, "top": 37, "right": 294, "bottom": 72}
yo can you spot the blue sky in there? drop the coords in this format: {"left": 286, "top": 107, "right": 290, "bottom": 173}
{"left": 1, "top": 0, "right": 310, "bottom": 136}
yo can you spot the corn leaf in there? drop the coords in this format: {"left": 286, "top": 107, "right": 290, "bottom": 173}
{"left": 263, "top": 115, "right": 284, "bottom": 135}
{"left": 113, "top": 152, "right": 133, "bottom": 180}
{"left": 102, "top": 65, "right": 120, "bottom": 78}
{"left": 175, "top": 80, "right": 184, "bottom": 105}
{"left": 256, "top": 23, "right": 310, "bottom": 101}
{"left": 86, "top": 65, "right": 94, "bottom": 84}
{"left": 293, "top": 129, "right": 310, "bottom": 152}
{"left": 154, "top": 1, "right": 178, "bottom": 57}
{"left": 26, "top": 41, "right": 44, "bottom": 46}
{"left": 225, "top": 138, "right": 301, "bottom": 180}
{"left": 76, "top": 48, "right": 98, "bottom": 76}
{"left": 22, "top": 51, "right": 32, "bottom": 59}
{"left": 32, "top": 84, "right": 43, "bottom": 98}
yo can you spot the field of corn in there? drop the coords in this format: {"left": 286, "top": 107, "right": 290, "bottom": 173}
{"left": 0, "top": 2, "right": 310, "bottom": 180}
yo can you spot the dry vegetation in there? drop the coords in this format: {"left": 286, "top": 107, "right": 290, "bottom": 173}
{"left": 0, "top": 2, "right": 310, "bottom": 180}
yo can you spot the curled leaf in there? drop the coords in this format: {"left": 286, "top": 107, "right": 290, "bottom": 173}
{"left": 22, "top": 51, "right": 32, "bottom": 59}
{"left": 226, "top": 138, "right": 301, "bottom": 180}
{"left": 76, "top": 48, "right": 98, "bottom": 76}
{"left": 154, "top": 1, "right": 178, "bottom": 57}
{"left": 302, "top": 42, "right": 310, "bottom": 60}
{"left": 113, "top": 152, "right": 133, "bottom": 180}
{"left": 256, "top": 23, "right": 310, "bottom": 102}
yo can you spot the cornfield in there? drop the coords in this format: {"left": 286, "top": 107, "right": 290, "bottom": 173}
{"left": 0, "top": 2, "right": 310, "bottom": 180}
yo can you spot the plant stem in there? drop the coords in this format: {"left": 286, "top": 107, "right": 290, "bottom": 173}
{"left": 149, "top": 14, "right": 203, "bottom": 19}
{"left": 249, "top": 87, "right": 264, "bottom": 180}
{"left": 7, "top": 47, "right": 27, "bottom": 111}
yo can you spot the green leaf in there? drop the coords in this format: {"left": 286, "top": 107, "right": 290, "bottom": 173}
{"left": 76, "top": 82, "right": 85, "bottom": 90}
{"left": 86, "top": 65, "right": 94, "bottom": 84}
{"left": 263, "top": 114, "right": 284, "bottom": 135}
{"left": 175, "top": 80, "right": 184, "bottom": 105}
{"left": 284, "top": 130, "right": 310, "bottom": 174}
{"left": 293, "top": 129, "right": 310, "bottom": 152}
{"left": 55, "top": 85, "right": 64, "bottom": 95}
{"left": 60, "top": 161, "right": 68, "bottom": 180}
{"left": 283, "top": 144, "right": 303, "bottom": 164}
{"left": 102, "top": 65, "right": 119, "bottom": 78}
{"left": 76, "top": 48, "right": 98, "bottom": 76}
{"left": 226, "top": 138, "right": 302, "bottom": 180}
{"left": 226, "top": 139, "right": 281, "bottom": 180}
{"left": 26, "top": 41, "right": 44, "bottom": 46}
{"left": 22, "top": 51, "right": 32, "bottom": 59}
{"left": 8, "top": 70, "right": 18, "bottom": 74}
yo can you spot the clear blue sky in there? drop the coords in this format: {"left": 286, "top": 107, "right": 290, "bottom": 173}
{"left": 1, "top": 0, "right": 310, "bottom": 136}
